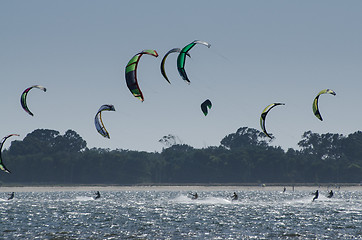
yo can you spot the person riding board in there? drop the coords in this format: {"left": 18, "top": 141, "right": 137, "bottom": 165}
{"left": 189, "top": 192, "right": 198, "bottom": 200}
{"left": 312, "top": 190, "right": 319, "bottom": 202}
{"left": 231, "top": 192, "right": 238, "bottom": 201}
{"left": 94, "top": 191, "right": 101, "bottom": 200}
{"left": 7, "top": 192, "right": 14, "bottom": 200}
{"left": 327, "top": 190, "right": 333, "bottom": 198}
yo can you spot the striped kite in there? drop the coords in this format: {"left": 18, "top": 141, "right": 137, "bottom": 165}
{"left": 260, "top": 103, "right": 285, "bottom": 139}
{"left": 20, "top": 85, "right": 47, "bottom": 116}
{"left": 0, "top": 134, "right": 19, "bottom": 173}
{"left": 160, "top": 48, "right": 190, "bottom": 84}
{"left": 95, "top": 104, "right": 115, "bottom": 139}
{"left": 177, "top": 40, "right": 211, "bottom": 84}
{"left": 125, "top": 50, "right": 158, "bottom": 102}
{"left": 313, "top": 89, "right": 336, "bottom": 121}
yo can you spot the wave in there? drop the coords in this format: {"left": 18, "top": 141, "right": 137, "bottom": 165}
{"left": 75, "top": 196, "right": 95, "bottom": 201}
{"left": 171, "top": 194, "right": 235, "bottom": 204}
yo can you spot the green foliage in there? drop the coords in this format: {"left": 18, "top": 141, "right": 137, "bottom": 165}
{"left": 0, "top": 128, "right": 362, "bottom": 184}
{"left": 220, "top": 127, "right": 269, "bottom": 150}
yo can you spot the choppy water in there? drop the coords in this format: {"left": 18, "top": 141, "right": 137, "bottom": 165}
{"left": 0, "top": 187, "right": 361, "bottom": 239}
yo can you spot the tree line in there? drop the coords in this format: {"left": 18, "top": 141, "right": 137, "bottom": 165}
{"left": 0, "top": 127, "right": 361, "bottom": 185}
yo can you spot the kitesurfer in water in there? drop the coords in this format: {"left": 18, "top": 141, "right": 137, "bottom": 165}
{"left": 94, "top": 191, "right": 101, "bottom": 200}
{"left": 189, "top": 192, "right": 198, "bottom": 200}
{"left": 283, "top": 187, "right": 286, "bottom": 193}
{"left": 7, "top": 192, "right": 14, "bottom": 200}
{"left": 231, "top": 192, "right": 238, "bottom": 201}
{"left": 312, "top": 190, "right": 319, "bottom": 202}
{"left": 327, "top": 190, "right": 333, "bottom": 198}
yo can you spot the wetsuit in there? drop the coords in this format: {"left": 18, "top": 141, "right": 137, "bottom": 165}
{"left": 94, "top": 191, "right": 101, "bottom": 200}
{"left": 190, "top": 193, "right": 198, "bottom": 200}
{"left": 327, "top": 190, "right": 333, "bottom": 198}
{"left": 312, "top": 190, "right": 319, "bottom": 201}
{"left": 7, "top": 192, "right": 14, "bottom": 200}
{"left": 231, "top": 192, "right": 238, "bottom": 201}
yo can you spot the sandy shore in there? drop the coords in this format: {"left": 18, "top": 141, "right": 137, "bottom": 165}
{"left": 0, "top": 185, "right": 361, "bottom": 192}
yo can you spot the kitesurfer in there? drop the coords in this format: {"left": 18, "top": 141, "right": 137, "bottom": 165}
{"left": 327, "top": 190, "right": 333, "bottom": 198}
{"left": 312, "top": 190, "right": 319, "bottom": 202}
{"left": 94, "top": 191, "right": 101, "bottom": 200}
{"left": 283, "top": 187, "right": 286, "bottom": 193}
{"left": 231, "top": 192, "right": 238, "bottom": 201}
{"left": 189, "top": 192, "right": 198, "bottom": 200}
{"left": 7, "top": 192, "right": 14, "bottom": 200}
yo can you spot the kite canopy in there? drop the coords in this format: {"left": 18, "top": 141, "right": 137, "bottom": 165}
{"left": 177, "top": 40, "right": 211, "bottom": 84}
{"left": 94, "top": 104, "right": 115, "bottom": 139}
{"left": 201, "top": 99, "right": 212, "bottom": 116}
{"left": 313, "top": 89, "right": 336, "bottom": 121}
{"left": 0, "top": 134, "right": 19, "bottom": 173}
{"left": 20, "top": 85, "right": 47, "bottom": 116}
{"left": 125, "top": 49, "right": 158, "bottom": 102}
{"left": 260, "top": 103, "right": 285, "bottom": 139}
{"left": 160, "top": 48, "right": 191, "bottom": 84}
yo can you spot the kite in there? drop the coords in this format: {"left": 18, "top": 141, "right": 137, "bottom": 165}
{"left": 313, "top": 89, "right": 336, "bottom": 121}
{"left": 125, "top": 49, "right": 158, "bottom": 102}
{"left": 260, "top": 103, "right": 285, "bottom": 139}
{"left": 177, "top": 40, "right": 211, "bottom": 83}
{"left": 0, "top": 134, "right": 19, "bottom": 173}
{"left": 201, "top": 99, "right": 212, "bottom": 116}
{"left": 95, "top": 104, "right": 115, "bottom": 139}
{"left": 20, "top": 85, "right": 47, "bottom": 116}
{"left": 160, "top": 48, "right": 191, "bottom": 84}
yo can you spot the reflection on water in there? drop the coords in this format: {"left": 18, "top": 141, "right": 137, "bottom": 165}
{"left": 0, "top": 187, "right": 361, "bottom": 239}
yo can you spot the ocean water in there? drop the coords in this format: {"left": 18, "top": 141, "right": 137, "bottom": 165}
{"left": 0, "top": 186, "right": 361, "bottom": 239}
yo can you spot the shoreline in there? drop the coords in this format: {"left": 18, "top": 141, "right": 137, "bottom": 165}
{"left": 0, "top": 184, "right": 361, "bottom": 192}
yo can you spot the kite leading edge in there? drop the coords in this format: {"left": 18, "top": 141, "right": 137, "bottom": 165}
{"left": 312, "top": 89, "right": 336, "bottom": 121}
{"left": 177, "top": 40, "right": 210, "bottom": 84}
{"left": 125, "top": 50, "right": 158, "bottom": 102}
{"left": 95, "top": 104, "right": 116, "bottom": 139}
{"left": 260, "top": 103, "right": 285, "bottom": 139}
{"left": 0, "top": 134, "right": 20, "bottom": 173}
{"left": 20, "top": 85, "right": 47, "bottom": 116}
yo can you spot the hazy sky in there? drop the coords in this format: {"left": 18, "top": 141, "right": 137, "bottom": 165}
{"left": 1, "top": 1, "right": 362, "bottom": 152}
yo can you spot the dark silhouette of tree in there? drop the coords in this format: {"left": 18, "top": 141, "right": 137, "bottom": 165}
{"left": 159, "top": 134, "right": 182, "bottom": 148}
{"left": 1, "top": 128, "right": 362, "bottom": 185}
{"left": 220, "top": 127, "right": 269, "bottom": 150}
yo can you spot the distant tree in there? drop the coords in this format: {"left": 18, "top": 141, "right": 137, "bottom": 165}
{"left": 298, "top": 131, "right": 344, "bottom": 160}
{"left": 342, "top": 131, "right": 362, "bottom": 162}
{"left": 54, "top": 129, "right": 87, "bottom": 152}
{"left": 9, "top": 129, "right": 60, "bottom": 155}
{"left": 159, "top": 134, "right": 182, "bottom": 148}
{"left": 220, "top": 127, "right": 269, "bottom": 150}
{"left": 9, "top": 129, "right": 87, "bottom": 155}
{"left": 340, "top": 131, "right": 362, "bottom": 182}
{"left": 2, "top": 128, "right": 362, "bottom": 185}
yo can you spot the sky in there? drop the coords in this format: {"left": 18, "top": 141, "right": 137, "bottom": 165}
{"left": 1, "top": 0, "right": 362, "bottom": 152}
